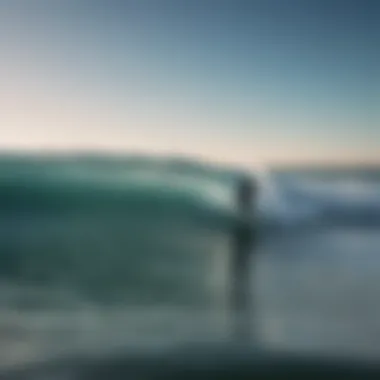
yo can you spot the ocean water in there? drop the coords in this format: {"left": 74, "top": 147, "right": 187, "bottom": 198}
{"left": 0, "top": 155, "right": 380, "bottom": 372}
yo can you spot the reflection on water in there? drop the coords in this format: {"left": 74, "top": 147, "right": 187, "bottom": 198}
{"left": 1, "top": 228, "right": 380, "bottom": 370}
{"left": 258, "top": 228, "right": 380, "bottom": 359}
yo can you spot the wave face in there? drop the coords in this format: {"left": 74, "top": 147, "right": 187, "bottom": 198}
{"left": 0, "top": 155, "right": 246, "bottom": 307}
{"left": 0, "top": 155, "right": 380, "bottom": 307}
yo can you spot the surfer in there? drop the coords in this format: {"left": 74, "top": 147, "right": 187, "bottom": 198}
{"left": 230, "top": 175, "right": 257, "bottom": 341}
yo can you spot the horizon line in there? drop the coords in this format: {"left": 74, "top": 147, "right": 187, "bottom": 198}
{"left": 0, "top": 147, "right": 379, "bottom": 169}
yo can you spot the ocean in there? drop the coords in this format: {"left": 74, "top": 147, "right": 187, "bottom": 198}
{"left": 0, "top": 154, "right": 380, "bottom": 373}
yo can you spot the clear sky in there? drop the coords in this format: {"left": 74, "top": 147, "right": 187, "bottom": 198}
{"left": 0, "top": 0, "right": 379, "bottom": 166}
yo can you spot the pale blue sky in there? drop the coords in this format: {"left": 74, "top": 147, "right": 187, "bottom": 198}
{"left": 0, "top": 0, "right": 378, "bottom": 166}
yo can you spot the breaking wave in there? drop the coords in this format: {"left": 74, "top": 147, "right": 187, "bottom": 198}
{"left": 0, "top": 155, "right": 379, "bottom": 307}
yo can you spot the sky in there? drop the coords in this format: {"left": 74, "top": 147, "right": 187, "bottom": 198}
{"left": 0, "top": 0, "right": 379, "bottom": 166}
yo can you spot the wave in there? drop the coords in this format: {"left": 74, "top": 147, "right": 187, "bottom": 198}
{"left": 0, "top": 155, "right": 379, "bottom": 306}
{"left": 261, "top": 175, "right": 380, "bottom": 228}
{"left": 0, "top": 155, "right": 246, "bottom": 306}
{"left": 2, "top": 155, "right": 379, "bottom": 227}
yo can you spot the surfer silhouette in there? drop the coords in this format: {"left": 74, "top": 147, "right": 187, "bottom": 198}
{"left": 230, "top": 175, "right": 257, "bottom": 341}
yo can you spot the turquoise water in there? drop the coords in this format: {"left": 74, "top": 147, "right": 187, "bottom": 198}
{"left": 0, "top": 154, "right": 380, "bottom": 369}
{"left": 0, "top": 155, "right": 243, "bottom": 307}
